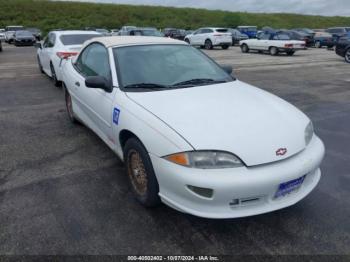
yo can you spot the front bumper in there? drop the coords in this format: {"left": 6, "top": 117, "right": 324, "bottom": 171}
{"left": 150, "top": 135, "right": 325, "bottom": 219}
{"left": 14, "top": 39, "right": 35, "bottom": 46}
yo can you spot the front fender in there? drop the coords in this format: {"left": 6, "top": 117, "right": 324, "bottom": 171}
{"left": 113, "top": 91, "right": 193, "bottom": 160}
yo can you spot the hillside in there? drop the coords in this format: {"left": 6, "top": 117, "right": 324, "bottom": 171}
{"left": 0, "top": 0, "right": 349, "bottom": 33}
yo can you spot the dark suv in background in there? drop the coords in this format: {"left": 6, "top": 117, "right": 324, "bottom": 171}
{"left": 327, "top": 27, "right": 350, "bottom": 42}
{"left": 335, "top": 36, "right": 350, "bottom": 63}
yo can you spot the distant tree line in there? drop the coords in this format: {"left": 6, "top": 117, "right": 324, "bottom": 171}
{"left": 0, "top": 0, "right": 349, "bottom": 35}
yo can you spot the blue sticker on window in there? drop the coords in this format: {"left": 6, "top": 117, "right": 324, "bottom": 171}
{"left": 113, "top": 107, "right": 120, "bottom": 125}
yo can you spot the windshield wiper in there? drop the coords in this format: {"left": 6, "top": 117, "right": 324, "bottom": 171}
{"left": 172, "top": 78, "right": 227, "bottom": 87}
{"left": 123, "top": 83, "right": 170, "bottom": 89}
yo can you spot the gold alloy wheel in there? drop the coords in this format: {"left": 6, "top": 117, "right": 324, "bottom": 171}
{"left": 127, "top": 149, "right": 148, "bottom": 195}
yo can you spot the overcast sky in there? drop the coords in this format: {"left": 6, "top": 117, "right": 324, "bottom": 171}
{"left": 58, "top": 0, "right": 350, "bottom": 16}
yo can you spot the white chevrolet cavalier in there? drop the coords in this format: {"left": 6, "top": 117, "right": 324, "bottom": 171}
{"left": 61, "top": 36, "right": 325, "bottom": 219}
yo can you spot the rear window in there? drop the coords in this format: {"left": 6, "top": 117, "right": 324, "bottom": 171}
{"left": 60, "top": 34, "right": 99, "bottom": 45}
{"left": 6, "top": 26, "right": 23, "bottom": 31}
{"left": 216, "top": 29, "right": 228, "bottom": 33}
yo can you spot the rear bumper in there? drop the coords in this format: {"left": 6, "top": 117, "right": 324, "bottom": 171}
{"left": 213, "top": 38, "right": 232, "bottom": 46}
{"left": 277, "top": 47, "right": 305, "bottom": 52}
{"left": 151, "top": 135, "right": 325, "bottom": 219}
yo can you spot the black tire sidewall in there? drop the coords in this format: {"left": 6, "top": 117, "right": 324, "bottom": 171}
{"left": 50, "top": 63, "right": 60, "bottom": 87}
{"left": 124, "top": 138, "right": 161, "bottom": 207}
{"left": 241, "top": 44, "right": 249, "bottom": 53}
{"left": 345, "top": 49, "right": 350, "bottom": 63}
{"left": 205, "top": 40, "right": 212, "bottom": 50}
{"left": 270, "top": 47, "right": 278, "bottom": 56}
{"left": 64, "top": 86, "right": 78, "bottom": 123}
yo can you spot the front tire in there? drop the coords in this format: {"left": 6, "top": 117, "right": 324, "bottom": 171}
{"left": 124, "top": 138, "right": 161, "bottom": 207}
{"left": 50, "top": 62, "right": 61, "bottom": 87}
{"left": 222, "top": 45, "right": 229, "bottom": 50}
{"left": 241, "top": 44, "right": 249, "bottom": 53}
{"left": 64, "top": 86, "right": 78, "bottom": 124}
{"left": 286, "top": 50, "right": 295, "bottom": 56}
{"left": 37, "top": 56, "right": 44, "bottom": 73}
{"left": 345, "top": 48, "right": 350, "bottom": 63}
{"left": 269, "top": 46, "right": 279, "bottom": 56}
{"left": 184, "top": 38, "right": 190, "bottom": 44}
{"left": 204, "top": 39, "right": 213, "bottom": 50}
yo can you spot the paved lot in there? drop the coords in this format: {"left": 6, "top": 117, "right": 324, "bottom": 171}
{"left": 0, "top": 43, "right": 349, "bottom": 255}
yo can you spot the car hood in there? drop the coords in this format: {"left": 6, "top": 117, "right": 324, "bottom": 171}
{"left": 126, "top": 81, "right": 310, "bottom": 166}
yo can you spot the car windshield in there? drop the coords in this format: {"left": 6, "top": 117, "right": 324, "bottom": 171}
{"left": 16, "top": 31, "right": 33, "bottom": 37}
{"left": 113, "top": 44, "right": 234, "bottom": 89}
{"left": 96, "top": 29, "right": 108, "bottom": 33}
{"left": 60, "top": 34, "right": 99, "bottom": 45}
{"left": 140, "top": 30, "right": 162, "bottom": 36}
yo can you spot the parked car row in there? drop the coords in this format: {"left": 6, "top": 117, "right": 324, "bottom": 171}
{"left": 4, "top": 25, "right": 42, "bottom": 44}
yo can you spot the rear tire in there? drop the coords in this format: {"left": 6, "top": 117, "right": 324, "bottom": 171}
{"left": 123, "top": 138, "right": 161, "bottom": 207}
{"left": 222, "top": 45, "right": 229, "bottom": 50}
{"left": 315, "top": 41, "right": 321, "bottom": 48}
{"left": 269, "top": 46, "right": 279, "bottom": 56}
{"left": 204, "top": 39, "right": 213, "bottom": 50}
{"left": 50, "top": 62, "right": 61, "bottom": 87}
{"left": 241, "top": 44, "right": 249, "bottom": 53}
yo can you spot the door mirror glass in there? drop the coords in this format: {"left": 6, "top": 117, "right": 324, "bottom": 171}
{"left": 85, "top": 76, "right": 113, "bottom": 93}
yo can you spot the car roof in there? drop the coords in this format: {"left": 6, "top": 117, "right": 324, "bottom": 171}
{"left": 51, "top": 30, "right": 101, "bottom": 36}
{"left": 84, "top": 36, "right": 187, "bottom": 48}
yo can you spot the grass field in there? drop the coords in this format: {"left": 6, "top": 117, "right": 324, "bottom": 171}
{"left": 0, "top": 0, "right": 349, "bottom": 33}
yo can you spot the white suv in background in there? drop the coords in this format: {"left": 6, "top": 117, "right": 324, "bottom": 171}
{"left": 36, "top": 30, "right": 101, "bottom": 86}
{"left": 184, "top": 28, "right": 232, "bottom": 50}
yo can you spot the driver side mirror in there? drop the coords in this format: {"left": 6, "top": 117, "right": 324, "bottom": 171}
{"left": 85, "top": 76, "right": 113, "bottom": 93}
{"left": 221, "top": 65, "right": 233, "bottom": 75}
{"left": 34, "top": 42, "right": 42, "bottom": 49}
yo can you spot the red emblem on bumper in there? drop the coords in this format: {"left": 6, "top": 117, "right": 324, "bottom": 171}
{"left": 276, "top": 148, "right": 287, "bottom": 156}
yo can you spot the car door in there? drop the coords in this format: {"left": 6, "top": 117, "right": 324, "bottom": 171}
{"left": 200, "top": 29, "right": 212, "bottom": 44}
{"left": 70, "top": 43, "right": 116, "bottom": 142}
{"left": 191, "top": 29, "right": 203, "bottom": 45}
{"left": 40, "top": 33, "right": 56, "bottom": 74}
{"left": 255, "top": 33, "right": 270, "bottom": 50}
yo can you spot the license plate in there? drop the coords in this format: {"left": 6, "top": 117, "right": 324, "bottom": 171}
{"left": 274, "top": 175, "right": 306, "bottom": 199}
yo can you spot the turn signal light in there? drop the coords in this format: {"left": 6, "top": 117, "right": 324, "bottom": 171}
{"left": 165, "top": 153, "right": 189, "bottom": 166}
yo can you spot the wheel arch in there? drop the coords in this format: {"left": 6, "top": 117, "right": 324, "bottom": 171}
{"left": 119, "top": 129, "right": 142, "bottom": 151}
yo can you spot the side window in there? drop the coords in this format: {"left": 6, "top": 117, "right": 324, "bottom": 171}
{"left": 44, "top": 33, "right": 55, "bottom": 48}
{"left": 75, "top": 43, "right": 111, "bottom": 81}
{"left": 196, "top": 29, "right": 204, "bottom": 34}
{"left": 260, "top": 33, "right": 271, "bottom": 40}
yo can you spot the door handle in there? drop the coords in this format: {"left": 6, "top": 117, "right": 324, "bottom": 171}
{"left": 75, "top": 82, "right": 80, "bottom": 87}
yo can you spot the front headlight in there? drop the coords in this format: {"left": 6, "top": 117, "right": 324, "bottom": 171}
{"left": 164, "top": 151, "right": 244, "bottom": 169}
{"left": 305, "top": 121, "right": 314, "bottom": 146}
